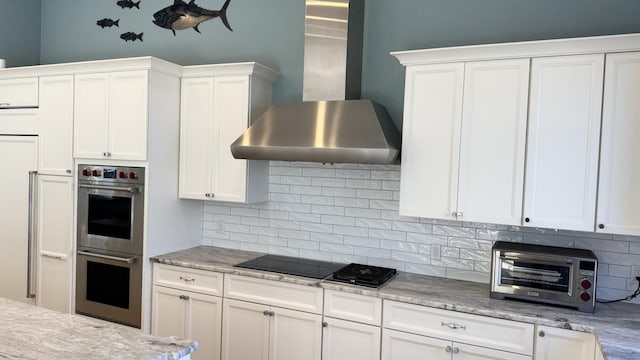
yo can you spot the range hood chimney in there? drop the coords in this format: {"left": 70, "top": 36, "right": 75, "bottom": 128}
{"left": 230, "top": 0, "right": 401, "bottom": 164}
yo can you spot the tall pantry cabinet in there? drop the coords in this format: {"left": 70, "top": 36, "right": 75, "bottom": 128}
{"left": 179, "top": 63, "right": 279, "bottom": 203}
{"left": 36, "top": 75, "right": 75, "bottom": 313}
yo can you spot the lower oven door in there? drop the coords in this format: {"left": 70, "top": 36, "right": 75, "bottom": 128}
{"left": 76, "top": 248, "right": 142, "bottom": 328}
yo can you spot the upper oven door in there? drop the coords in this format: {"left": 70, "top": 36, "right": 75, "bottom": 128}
{"left": 493, "top": 252, "right": 574, "bottom": 297}
{"left": 77, "top": 183, "right": 144, "bottom": 255}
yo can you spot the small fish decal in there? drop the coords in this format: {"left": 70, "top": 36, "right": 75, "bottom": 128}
{"left": 117, "top": 0, "right": 140, "bottom": 9}
{"left": 120, "top": 32, "right": 143, "bottom": 42}
{"left": 152, "top": 0, "right": 232, "bottom": 36}
{"left": 97, "top": 18, "right": 120, "bottom": 28}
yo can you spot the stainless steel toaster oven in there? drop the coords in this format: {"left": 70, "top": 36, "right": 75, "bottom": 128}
{"left": 490, "top": 241, "right": 597, "bottom": 313}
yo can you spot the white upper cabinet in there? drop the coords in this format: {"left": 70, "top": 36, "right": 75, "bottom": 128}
{"left": 456, "top": 59, "right": 529, "bottom": 225}
{"left": 399, "top": 63, "right": 464, "bottom": 220}
{"left": 38, "top": 75, "right": 74, "bottom": 176}
{"left": 523, "top": 54, "right": 604, "bottom": 231}
{"left": 398, "top": 59, "right": 529, "bottom": 225}
{"left": 179, "top": 63, "right": 278, "bottom": 203}
{"left": 0, "top": 78, "right": 38, "bottom": 108}
{"left": 74, "top": 70, "right": 149, "bottom": 161}
{"left": 596, "top": 52, "right": 640, "bottom": 235}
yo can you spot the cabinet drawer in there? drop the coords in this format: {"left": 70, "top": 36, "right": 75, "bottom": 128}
{"left": 324, "top": 290, "right": 382, "bottom": 325}
{"left": 0, "top": 78, "right": 38, "bottom": 108}
{"left": 153, "top": 263, "right": 223, "bottom": 296}
{"left": 383, "top": 300, "right": 534, "bottom": 355}
{"left": 224, "top": 274, "right": 323, "bottom": 314}
{"left": 0, "top": 109, "right": 38, "bottom": 134}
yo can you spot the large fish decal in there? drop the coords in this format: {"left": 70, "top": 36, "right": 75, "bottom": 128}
{"left": 152, "top": 0, "right": 232, "bottom": 36}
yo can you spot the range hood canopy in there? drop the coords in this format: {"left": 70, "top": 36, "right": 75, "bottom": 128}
{"left": 230, "top": 0, "right": 401, "bottom": 164}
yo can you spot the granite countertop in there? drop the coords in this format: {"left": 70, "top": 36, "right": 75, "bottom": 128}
{"left": 0, "top": 297, "right": 197, "bottom": 360}
{"left": 152, "top": 245, "right": 640, "bottom": 360}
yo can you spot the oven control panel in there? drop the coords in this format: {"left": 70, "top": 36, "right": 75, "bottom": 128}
{"left": 78, "top": 165, "right": 145, "bottom": 185}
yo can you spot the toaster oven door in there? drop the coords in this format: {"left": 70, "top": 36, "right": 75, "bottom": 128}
{"left": 492, "top": 253, "right": 574, "bottom": 297}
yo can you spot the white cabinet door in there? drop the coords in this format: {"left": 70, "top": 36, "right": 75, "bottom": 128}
{"left": 596, "top": 52, "right": 640, "bottom": 235}
{"left": 74, "top": 71, "right": 148, "bottom": 160}
{"left": 322, "top": 317, "right": 380, "bottom": 360}
{"left": 38, "top": 75, "right": 74, "bottom": 176}
{"left": 454, "top": 342, "right": 531, "bottom": 360}
{"left": 221, "top": 298, "right": 270, "bottom": 360}
{"left": 382, "top": 328, "right": 450, "bottom": 360}
{"left": 108, "top": 71, "right": 148, "bottom": 161}
{"left": 0, "top": 136, "right": 37, "bottom": 304}
{"left": 179, "top": 77, "right": 214, "bottom": 200}
{"left": 456, "top": 59, "right": 529, "bottom": 225}
{"left": 74, "top": 73, "right": 109, "bottom": 159}
{"left": 152, "top": 286, "right": 188, "bottom": 339}
{"left": 270, "top": 306, "right": 322, "bottom": 360}
{"left": 152, "top": 286, "right": 222, "bottom": 360}
{"left": 36, "top": 175, "right": 73, "bottom": 313}
{"left": 524, "top": 54, "right": 604, "bottom": 231}
{"left": 533, "top": 326, "right": 595, "bottom": 360}
{"left": 211, "top": 76, "right": 250, "bottom": 202}
{"left": 188, "top": 291, "right": 222, "bottom": 360}
{"left": 399, "top": 63, "right": 464, "bottom": 219}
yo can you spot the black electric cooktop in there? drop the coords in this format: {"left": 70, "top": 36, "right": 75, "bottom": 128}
{"left": 234, "top": 254, "right": 346, "bottom": 279}
{"left": 234, "top": 255, "right": 397, "bottom": 288}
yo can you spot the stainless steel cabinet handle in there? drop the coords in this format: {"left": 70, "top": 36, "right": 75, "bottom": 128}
{"left": 41, "top": 253, "right": 65, "bottom": 260}
{"left": 0, "top": 102, "right": 10, "bottom": 107}
{"left": 441, "top": 321, "right": 466, "bottom": 330}
{"left": 539, "top": 330, "right": 545, "bottom": 337}
{"left": 103, "top": 152, "right": 111, "bottom": 157}
{"left": 65, "top": 169, "right": 72, "bottom": 174}
{"left": 77, "top": 250, "right": 137, "bottom": 264}
{"left": 445, "top": 346, "right": 452, "bottom": 353}
{"left": 78, "top": 183, "right": 140, "bottom": 193}
{"left": 263, "top": 310, "right": 271, "bottom": 316}
{"left": 180, "top": 276, "right": 195, "bottom": 282}
{"left": 26, "top": 171, "right": 38, "bottom": 299}
{"left": 179, "top": 295, "right": 190, "bottom": 300}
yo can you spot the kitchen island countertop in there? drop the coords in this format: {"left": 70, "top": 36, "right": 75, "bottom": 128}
{"left": 0, "top": 297, "right": 197, "bottom": 360}
{"left": 152, "top": 245, "right": 640, "bottom": 360}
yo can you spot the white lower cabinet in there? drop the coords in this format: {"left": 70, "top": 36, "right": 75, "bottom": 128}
{"left": 322, "top": 290, "right": 382, "bottom": 360}
{"left": 221, "top": 275, "right": 323, "bottom": 360}
{"left": 383, "top": 328, "right": 530, "bottom": 360}
{"left": 36, "top": 175, "right": 74, "bottom": 313}
{"left": 151, "top": 265, "right": 223, "bottom": 360}
{"left": 533, "top": 325, "right": 595, "bottom": 360}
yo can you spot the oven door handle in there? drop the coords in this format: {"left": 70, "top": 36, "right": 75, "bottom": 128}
{"left": 78, "top": 250, "right": 137, "bottom": 264}
{"left": 78, "top": 183, "right": 140, "bottom": 193}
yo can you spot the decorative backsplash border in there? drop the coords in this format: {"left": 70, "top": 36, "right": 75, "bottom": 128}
{"left": 201, "top": 161, "right": 640, "bottom": 305}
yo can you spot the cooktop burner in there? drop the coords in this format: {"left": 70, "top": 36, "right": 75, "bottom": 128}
{"left": 331, "top": 263, "right": 397, "bottom": 288}
{"left": 234, "top": 254, "right": 346, "bottom": 279}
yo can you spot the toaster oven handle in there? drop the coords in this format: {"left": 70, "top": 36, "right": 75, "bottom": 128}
{"left": 78, "top": 251, "right": 137, "bottom": 264}
{"left": 78, "top": 183, "right": 140, "bottom": 193}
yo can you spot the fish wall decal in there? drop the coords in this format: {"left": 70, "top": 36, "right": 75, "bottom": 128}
{"left": 152, "top": 0, "right": 232, "bottom": 36}
{"left": 97, "top": 18, "right": 120, "bottom": 28}
{"left": 120, "top": 32, "right": 144, "bottom": 41}
{"left": 117, "top": 0, "right": 140, "bottom": 9}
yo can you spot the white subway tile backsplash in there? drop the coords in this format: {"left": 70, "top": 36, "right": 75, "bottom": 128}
{"left": 198, "top": 162, "right": 640, "bottom": 304}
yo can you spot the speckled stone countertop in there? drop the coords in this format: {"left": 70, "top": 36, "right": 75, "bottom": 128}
{"left": 0, "top": 297, "right": 198, "bottom": 360}
{"left": 152, "top": 245, "right": 640, "bottom": 360}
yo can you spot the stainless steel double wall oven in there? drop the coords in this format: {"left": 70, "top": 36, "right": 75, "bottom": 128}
{"left": 76, "top": 164, "right": 145, "bottom": 328}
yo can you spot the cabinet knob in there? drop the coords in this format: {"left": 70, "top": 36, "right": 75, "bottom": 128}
{"left": 65, "top": 169, "right": 72, "bottom": 174}
{"left": 539, "top": 330, "right": 545, "bottom": 337}
{"left": 456, "top": 212, "right": 463, "bottom": 218}
{"left": 263, "top": 310, "right": 270, "bottom": 316}
{"left": 441, "top": 321, "right": 466, "bottom": 330}
{"left": 322, "top": 321, "right": 328, "bottom": 328}
{"left": 445, "top": 346, "right": 452, "bottom": 353}
{"left": 598, "top": 224, "right": 605, "bottom": 229}
{"left": 452, "top": 347, "right": 460, "bottom": 354}
{"left": 450, "top": 211, "right": 457, "bottom": 218}
{"left": 179, "top": 276, "right": 195, "bottom": 282}
{"left": 179, "top": 295, "right": 190, "bottom": 300}
{"left": 525, "top": 217, "right": 530, "bottom": 223}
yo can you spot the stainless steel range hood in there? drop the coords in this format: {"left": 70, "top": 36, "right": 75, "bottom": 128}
{"left": 230, "top": 0, "right": 401, "bottom": 164}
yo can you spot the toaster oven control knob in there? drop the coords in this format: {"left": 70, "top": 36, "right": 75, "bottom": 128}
{"left": 119, "top": 171, "right": 126, "bottom": 179}
{"left": 91, "top": 169, "right": 101, "bottom": 177}
{"left": 580, "top": 279, "right": 592, "bottom": 290}
{"left": 129, "top": 172, "right": 137, "bottom": 180}
{"left": 579, "top": 291, "right": 591, "bottom": 302}
{"left": 82, "top": 168, "right": 90, "bottom": 177}
{"left": 598, "top": 224, "right": 605, "bottom": 229}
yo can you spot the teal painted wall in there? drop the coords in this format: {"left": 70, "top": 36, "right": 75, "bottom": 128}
{"left": 7, "top": 0, "right": 640, "bottom": 126}
{"left": 0, "top": 0, "right": 41, "bottom": 67}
